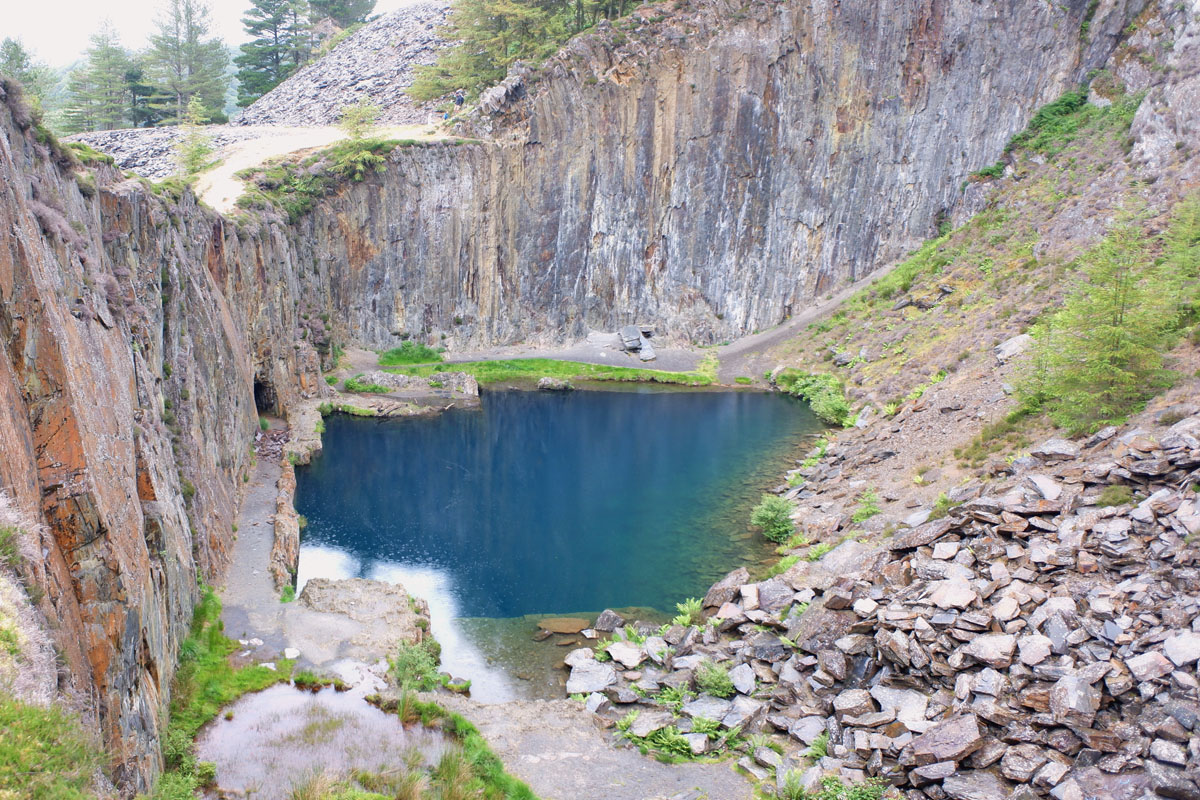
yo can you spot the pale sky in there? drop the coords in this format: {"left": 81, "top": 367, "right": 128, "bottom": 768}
{"left": 6, "top": 0, "right": 426, "bottom": 68}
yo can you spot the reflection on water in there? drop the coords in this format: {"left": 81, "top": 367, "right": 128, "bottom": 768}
{"left": 195, "top": 670, "right": 446, "bottom": 799}
{"left": 296, "top": 388, "right": 821, "bottom": 702}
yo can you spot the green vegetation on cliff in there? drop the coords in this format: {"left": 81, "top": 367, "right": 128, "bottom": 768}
{"left": 410, "top": 0, "right": 636, "bottom": 100}
{"left": 0, "top": 695, "right": 101, "bottom": 800}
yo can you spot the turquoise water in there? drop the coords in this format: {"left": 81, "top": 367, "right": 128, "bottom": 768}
{"left": 294, "top": 385, "right": 820, "bottom": 698}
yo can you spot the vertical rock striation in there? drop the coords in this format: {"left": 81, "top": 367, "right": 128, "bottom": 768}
{"left": 291, "top": 0, "right": 1145, "bottom": 348}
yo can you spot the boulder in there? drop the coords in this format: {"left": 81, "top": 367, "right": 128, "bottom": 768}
{"left": 566, "top": 660, "right": 616, "bottom": 694}
{"left": 593, "top": 609, "right": 625, "bottom": 632}
{"left": 994, "top": 333, "right": 1032, "bottom": 363}
{"left": 910, "top": 714, "right": 985, "bottom": 765}
{"left": 942, "top": 771, "right": 1010, "bottom": 800}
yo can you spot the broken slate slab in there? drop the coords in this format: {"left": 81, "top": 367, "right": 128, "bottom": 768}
{"left": 681, "top": 695, "right": 733, "bottom": 722}
{"left": 942, "top": 771, "right": 1011, "bottom": 800}
{"left": 566, "top": 659, "right": 616, "bottom": 694}
{"left": 1125, "top": 651, "right": 1173, "bottom": 682}
{"left": 606, "top": 640, "right": 645, "bottom": 669}
{"left": 910, "top": 714, "right": 985, "bottom": 765}
{"left": 729, "top": 662, "right": 756, "bottom": 695}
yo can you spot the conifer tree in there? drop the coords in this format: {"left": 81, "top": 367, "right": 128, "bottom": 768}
{"left": 146, "top": 0, "right": 230, "bottom": 124}
{"left": 309, "top": 0, "right": 376, "bottom": 27}
{"left": 63, "top": 25, "right": 132, "bottom": 133}
{"left": 235, "top": 0, "right": 311, "bottom": 106}
{"left": 0, "top": 38, "right": 57, "bottom": 109}
{"left": 1023, "top": 217, "right": 1178, "bottom": 433}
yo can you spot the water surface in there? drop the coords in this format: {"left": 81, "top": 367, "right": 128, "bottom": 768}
{"left": 296, "top": 386, "right": 819, "bottom": 698}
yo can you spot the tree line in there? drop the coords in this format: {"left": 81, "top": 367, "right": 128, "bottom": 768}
{"left": 0, "top": 0, "right": 376, "bottom": 134}
{"left": 410, "top": 0, "right": 639, "bottom": 101}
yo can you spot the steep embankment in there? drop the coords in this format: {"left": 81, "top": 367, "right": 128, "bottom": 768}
{"left": 0, "top": 0, "right": 1160, "bottom": 793}
{"left": 0, "top": 84, "right": 327, "bottom": 790}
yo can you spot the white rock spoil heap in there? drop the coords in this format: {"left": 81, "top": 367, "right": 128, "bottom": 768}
{"left": 236, "top": 1, "right": 452, "bottom": 127}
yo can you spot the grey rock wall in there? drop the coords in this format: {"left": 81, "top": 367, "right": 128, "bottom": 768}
{"left": 293, "top": 0, "right": 1145, "bottom": 349}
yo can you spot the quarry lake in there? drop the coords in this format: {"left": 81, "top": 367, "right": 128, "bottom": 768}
{"left": 295, "top": 386, "right": 820, "bottom": 699}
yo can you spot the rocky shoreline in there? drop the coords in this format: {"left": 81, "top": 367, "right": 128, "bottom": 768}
{"left": 561, "top": 409, "right": 1200, "bottom": 799}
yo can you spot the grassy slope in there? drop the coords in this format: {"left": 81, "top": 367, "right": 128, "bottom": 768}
{"left": 765, "top": 85, "right": 1187, "bottom": 468}
{"left": 387, "top": 353, "right": 719, "bottom": 386}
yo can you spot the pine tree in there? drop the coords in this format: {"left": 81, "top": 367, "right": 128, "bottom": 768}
{"left": 235, "top": 0, "right": 310, "bottom": 107}
{"left": 1023, "top": 217, "right": 1178, "bottom": 433}
{"left": 309, "top": 0, "right": 376, "bottom": 27}
{"left": 409, "top": 0, "right": 609, "bottom": 101}
{"left": 63, "top": 25, "right": 132, "bottom": 133}
{"left": 124, "top": 63, "right": 171, "bottom": 128}
{"left": 146, "top": 0, "right": 230, "bottom": 124}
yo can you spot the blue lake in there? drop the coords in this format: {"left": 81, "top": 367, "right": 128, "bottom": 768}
{"left": 295, "top": 385, "right": 820, "bottom": 698}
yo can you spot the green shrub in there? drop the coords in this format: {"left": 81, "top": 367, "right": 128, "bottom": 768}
{"left": 671, "top": 597, "right": 703, "bottom": 627}
{"left": 850, "top": 488, "right": 881, "bottom": 523}
{"left": 391, "top": 639, "right": 444, "bottom": 691}
{"left": 694, "top": 660, "right": 735, "bottom": 698}
{"left": 344, "top": 374, "right": 390, "bottom": 394}
{"left": 378, "top": 341, "right": 444, "bottom": 366}
{"left": 1095, "top": 484, "right": 1134, "bottom": 507}
{"left": 775, "top": 370, "right": 852, "bottom": 426}
{"left": 0, "top": 695, "right": 100, "bottom": 799}
{"left": 258, "top": 417, "right": 269, "bottom": 431}
{"left": 806, "top": 542, "right": 833, "bottom": 561}
{"left": 751, "top": 495, "right": 795, "bottom": 543}
{"left": 280, "top": 585, "right": 295, "bottom": 603}
{"left": 928, "top": 492, "right": 953, "bottom": 521}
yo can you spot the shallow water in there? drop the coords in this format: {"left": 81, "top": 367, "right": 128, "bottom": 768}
{"left": 296, "top": 386, "right": 820, "bottom": 699}
{"left": 195, "top": 663, "right": 446, "bottom": 799}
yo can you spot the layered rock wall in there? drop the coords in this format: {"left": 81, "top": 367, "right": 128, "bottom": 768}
{"left": 293, "top": 0, "right": 1144, "bottom": 348}
{"left": 0, "top": 82, "right": 324, "bottom": 790}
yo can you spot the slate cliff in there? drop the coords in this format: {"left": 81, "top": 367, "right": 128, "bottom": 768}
{"left": 0, "top": 0, "right": 1153, "bottom": 791}
{"left": 290, "top": 0, "right": 1144, "bottom": 348}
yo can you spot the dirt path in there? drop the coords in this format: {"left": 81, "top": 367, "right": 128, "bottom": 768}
{"left": 195, "top": 123, "right": 446, "bottom": 214}
{"left": 437, "top": 695, "right": 752, "bottom": 800}
{"left": 714, "top": 264, "right": 903, "bottom": 384}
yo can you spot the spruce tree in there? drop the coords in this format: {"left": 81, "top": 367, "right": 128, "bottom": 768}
{"left": 146, "top": 0, "right": 230, "bottom": 124}
{"left": 63, "top": 25, "right": 132, "bottom": 133}
{"left": 235, "top": 0, "right": 310, "bottom": 107}
{"left": 309, "top": 0, "right": 376, "bottom": 27}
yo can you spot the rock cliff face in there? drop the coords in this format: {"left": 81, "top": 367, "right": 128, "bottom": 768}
{"left": 0, "top": 83, "right": 325, "bottom": 790}
{"left": 0, "top": 0, "right": 1159, "bottom": 792}
{"left": 289, "top": 0, "right": 1145, "bottom": 348}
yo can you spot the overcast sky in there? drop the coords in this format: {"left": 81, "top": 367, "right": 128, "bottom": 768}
{"left": 6, "top": 0, "right": 426, "bottom": 68}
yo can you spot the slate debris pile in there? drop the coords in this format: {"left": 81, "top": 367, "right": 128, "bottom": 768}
{"left": 236, "top": 2, "right": 452, "bottom": 127}
{"left": 563, "top": 412, "right": 1200, "bottom": 799}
